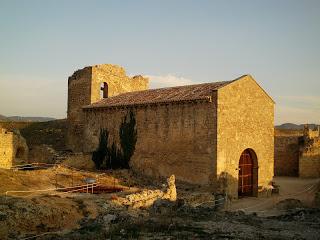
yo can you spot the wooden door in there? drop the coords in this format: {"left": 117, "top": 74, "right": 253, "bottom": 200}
{"left": 238, "top": 149, "right": 253, "bottom": 197}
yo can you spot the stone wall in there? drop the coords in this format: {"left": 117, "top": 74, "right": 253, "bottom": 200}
{"left": 216, "top": 75, "right": 274, "bottom": 198}
{"left": 0, "top": 128, "right": 14, "bottom": 168}
{"left": 273, "top": 129, "right": 303, "bottom": 177}
{"left": 83, "top": 100, "right": 217, "bottom": 185}
{"left": 28, "top": 145, "right": 56, "bottom": 164}
{"left": 67, "top": 64, "right": 148, "bottom": 152}
{"left": 274, "top": 136, "right": 300, "bottom": 176}
{"left": 0, "top": 128, "right": 28, "bottom": 168}
{"left": 67, "top": 67, "right": 92, "bottom": 152}
{"left": 115, "top": 175, "right": 177, "bottom": 209}
{"left": 90, "top": 65, "right": 148, "bottom": 103}
{"left": 299, "top": 134, "right": 320, "bottom": 178}
{"left": 273, "top": 127, "right": 320, "bottom": 178}
{"left": 274, "top": 129, "right": 303, "bottom": 137}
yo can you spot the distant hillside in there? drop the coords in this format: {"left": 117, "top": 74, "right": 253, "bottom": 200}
{"left": 276, "top": 123, "right": 319, "bottom": 130}
{"left": 0, "top": 119, "right": 67, "bottom": 151}
{"left": 20, "top": 119, "right": 67, "bottom": 151}
{"left": 0, "top": 114, "right": 8, "bottom": 121}
{"left": 0, "top": 114, "right": 55, "bottom": 122}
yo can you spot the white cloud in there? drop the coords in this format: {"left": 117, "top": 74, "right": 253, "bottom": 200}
{"left": 145, "top": 74, "right": 197, "bottom": 89}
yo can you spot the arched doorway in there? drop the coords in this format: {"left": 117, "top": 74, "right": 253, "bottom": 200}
{"left": 238, "top": 149, "right": 258, "bottom": 197}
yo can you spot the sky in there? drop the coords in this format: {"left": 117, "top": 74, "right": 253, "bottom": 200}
{"left": 0, "top": 0, "right": 319, "bottom": 125}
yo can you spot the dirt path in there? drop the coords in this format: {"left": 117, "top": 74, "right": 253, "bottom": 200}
{"left": 228, "top": 177, "right": 320, "bottom": 216}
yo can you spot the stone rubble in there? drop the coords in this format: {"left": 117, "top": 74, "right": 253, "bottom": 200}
{"left": 115, "top": 175, "right": 177, "bottom": 209}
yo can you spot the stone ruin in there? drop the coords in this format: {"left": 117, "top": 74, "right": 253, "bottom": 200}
{"left": 274, "top": 125, "right": 320, "bottom": 178}
{"left": 0, "top": 127, "right": 28, "bottom": 168}
{"left": 299, "top": 125, "right": 320, "bottom": 177}
{"left": 115, "top": 175, "right": 177, "bottom": 209}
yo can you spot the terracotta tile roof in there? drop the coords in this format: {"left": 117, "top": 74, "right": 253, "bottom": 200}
{"left": 84, "top": 80, "right": 234, "bottom": 109}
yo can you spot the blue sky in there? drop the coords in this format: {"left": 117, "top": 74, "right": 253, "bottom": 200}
{"left": 0, "top": 0, "right": 319, "bottom": 124}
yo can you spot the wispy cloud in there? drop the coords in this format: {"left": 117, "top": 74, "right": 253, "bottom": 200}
{"left": 0, "top": 74, "right": 66, "bottom": 118}
{"left": 276, "top": 95, "right": 320, "bottom": 107}
{"left": 145, "top": 74, "right": 197, "bottom": 89}
{"left": 275, "top": 95, "right": 320, "bottom": 124}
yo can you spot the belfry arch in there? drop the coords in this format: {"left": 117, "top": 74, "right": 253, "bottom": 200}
{"left": 100, "top": 82, "right": 108, "bottom": 98}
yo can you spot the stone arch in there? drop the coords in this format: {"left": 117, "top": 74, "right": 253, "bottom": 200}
{"left": 238, "top": 148, "right": 258, "bottom": 197}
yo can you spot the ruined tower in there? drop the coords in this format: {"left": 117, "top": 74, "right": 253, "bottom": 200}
{"left": 0, "top": 127, "right": 29, "bottom": 168}
{"left": 67, "top": 64, "right": 149, "bottom": 152}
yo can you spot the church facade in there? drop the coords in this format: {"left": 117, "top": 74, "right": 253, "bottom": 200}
{"left": 67, "top": 64, "right": 274, "bottom": 198}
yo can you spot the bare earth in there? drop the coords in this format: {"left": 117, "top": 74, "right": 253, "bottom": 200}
{"left": 0, "top": 167, "right": 319, "bottom": 239}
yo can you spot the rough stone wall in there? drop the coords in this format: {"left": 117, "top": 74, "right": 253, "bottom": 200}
{"left": 67, "top": 67, "right": 92, "bottom": 151}
{"left": 28, "top": 145, "right": 56, "bottom": 164}
{"left": 274, "top": 136, "right": 300, "bottom": 176}
{"left": 274, "top": 129, "right": 303, "bottom": 137}
{"left": 304, "top": 126, "right": 320, "bottom": 139}
{"left": 273, "top": 127, "right": 320, "bottom": 178}
{"left": 0, "top": 128, "right": 28, "bottom": 168}
{"left": 299, "top": 130, "right": 320, "bottom": 178}
{"left": 83, "top": 99, "right": 217, "bottom": 185}
{"left": 91, "top": 65, "right": 149, "bottom": 103}
{"left": 216, "top": 76, "right": 274, "bottom": 198}
{"left": 115, "top": 175, "right": 177, "bottom": 209}
{"left": 67, "top": 64, "right": 148, "bottom": 152}
{"left": 0, "top": 128, "right": 14, "bottom": 168}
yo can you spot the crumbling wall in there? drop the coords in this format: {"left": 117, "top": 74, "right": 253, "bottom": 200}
{"left": 299, "top": 128, "right": 320, "bottom": 177}
{"left": 0, "top": 127, "right": 28, "bottom": 168}
{"left": 0, "top": 128, "right": 14, "bottom": 168}
{"left": 67, "top": 64, "right": 148, "bottom": 152}
{"left": 274, "top": 127, "right": 320, "bottom": 178}
{"left": 28, "top": 145, "right": 56, "bottom": 164}
{"left": 274, "top": 135, "right": 301, "bottom": 176}
{"left": 67, "top": 67, "right": 92, "bottom": 152}
{"left": 90, "top": 65, "right": 149, "bottom": 103}
{"left": 115, "top": 175, "right": 177, "bottom": 209}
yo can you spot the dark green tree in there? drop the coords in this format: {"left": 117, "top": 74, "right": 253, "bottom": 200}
{"left": 91, "top": 111, "right": 137, "bottom": 170}
{"left": 92, "top": 128, "right": 109, "bottom": 169}
{"left": 119, "top": 111, "right": 137, "bottom": 168}
{"left": 108, "top": 142, "right": 123, "bottom": 169}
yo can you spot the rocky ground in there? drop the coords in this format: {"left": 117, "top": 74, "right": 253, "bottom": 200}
{"left": 0, "top": 167, "right": 319, "bottom": 240}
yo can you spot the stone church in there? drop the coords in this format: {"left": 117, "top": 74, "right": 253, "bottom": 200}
{"left": 67, "top": 64, "right": 274, "bottom": 198}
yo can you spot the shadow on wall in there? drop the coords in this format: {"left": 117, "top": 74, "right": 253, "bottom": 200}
{"left": 216, "top": 172, "right": 239, "bottom": 200}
